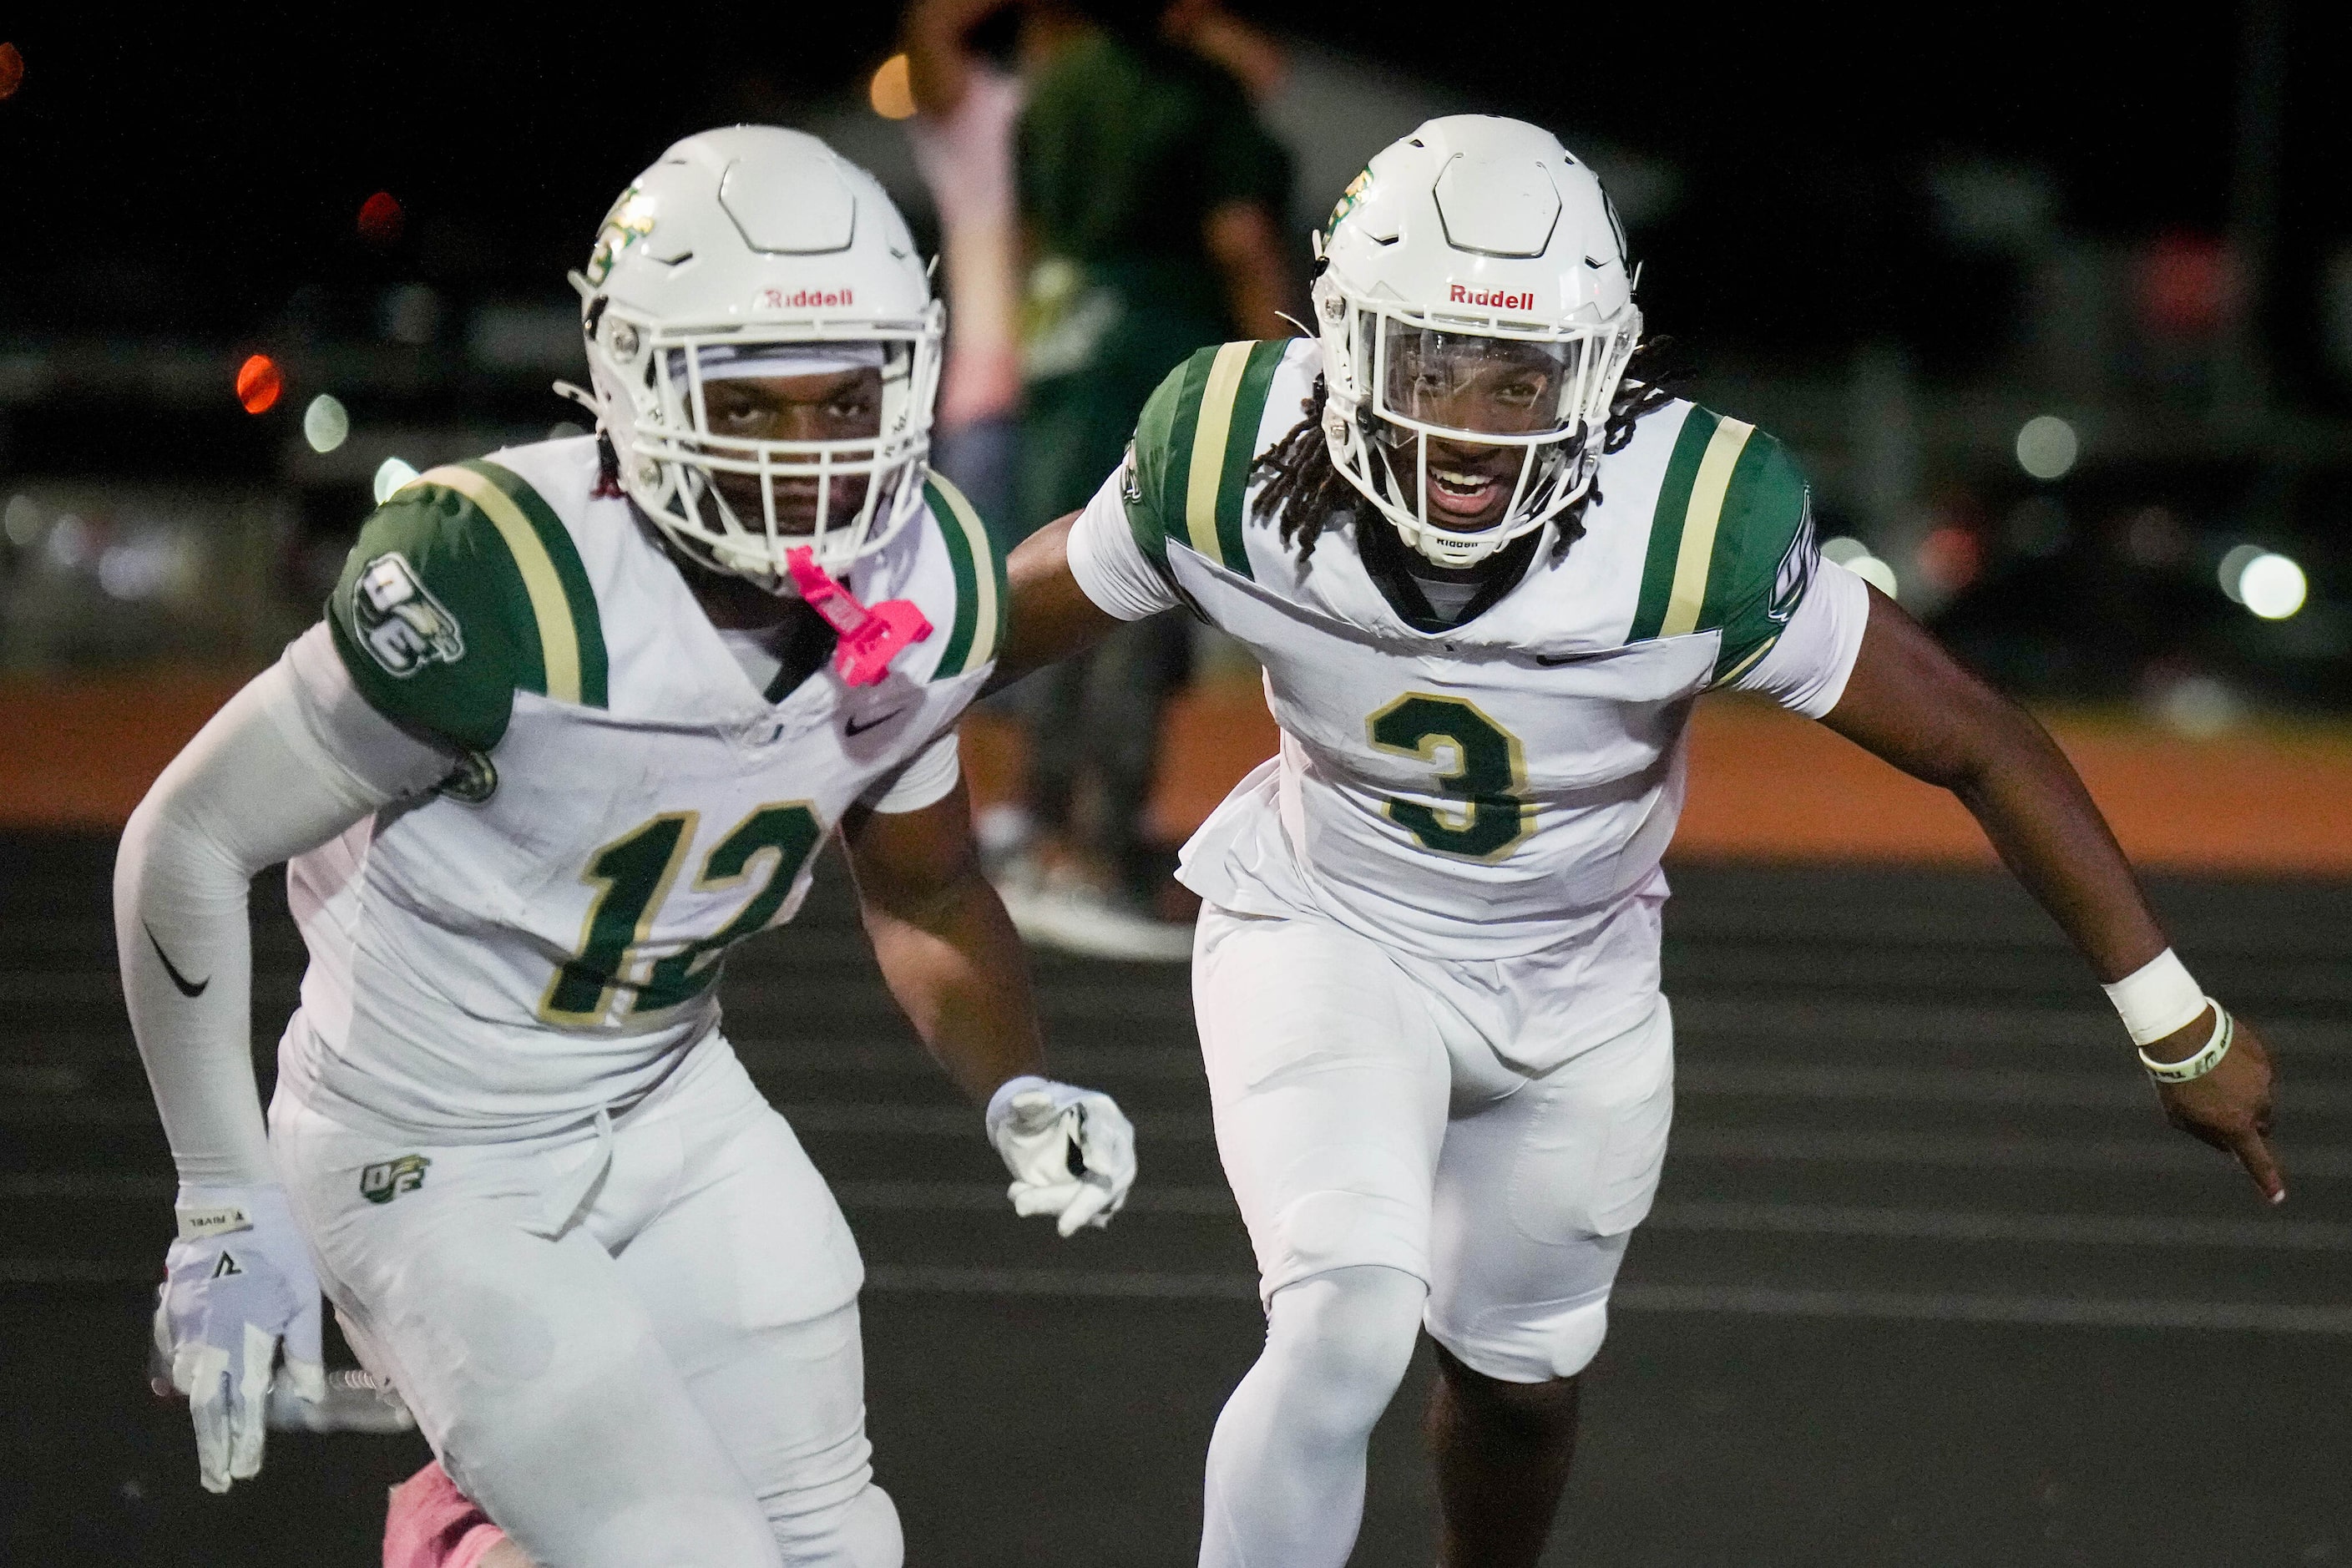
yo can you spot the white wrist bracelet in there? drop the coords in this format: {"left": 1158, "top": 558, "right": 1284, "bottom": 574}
{"left": 2102, "top": 948, "right": 2207, "bottom": 1046}
{"left": 2138, "top": 1004, "right": 2233, "bottom": 1084}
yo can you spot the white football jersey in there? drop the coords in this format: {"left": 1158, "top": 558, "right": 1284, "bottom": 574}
{"left": 278, "top": 437, "right": 1004, "bottom": 1138}
{"left": 1068, "top": 338, "right": 1865, "bottom": 1064}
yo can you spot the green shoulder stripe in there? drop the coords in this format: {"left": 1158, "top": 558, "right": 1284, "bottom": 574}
{"left": 326, "top": 461, "right": 605, "bottom": 752}
{"left": 1695, "top": 428, "right": 1815, "bottom": 681}
{"left": 1624, "top": 407, "right": 1817, "bottom": 680}
{"left": 432, "top": 461, "right": 608, "bottom": 707}
{"left": 924, "top": 472, "right": 1005, "bottom": 679}
{"left": 1128, "top": 340, "right": 1286, "bottom": 579}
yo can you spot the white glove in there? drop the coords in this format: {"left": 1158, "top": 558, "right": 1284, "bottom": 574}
{"left": 154, "top": 1185, "right": 325, "bottom": 1493}
{"left": 987, "top": 1075, "right": 1137, "bottom": 1237}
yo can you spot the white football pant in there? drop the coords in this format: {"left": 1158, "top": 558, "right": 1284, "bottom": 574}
{"left": 1192, "top": 903, "right": 1673, "bottom": 1568}
{"left": 1196, "top": 901, "right": 1674, "bottom": 1379}
{"left": 272, "top": 1037, "right": 900, "bottom": 1568}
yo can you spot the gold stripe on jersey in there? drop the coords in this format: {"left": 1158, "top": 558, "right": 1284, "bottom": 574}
{"left": 1184, "top": 340, "right": 1257, "bottom": 567}
{"left": 1714, "top": 633, "right": 1778, "bottom": 687}
{"left": 926, "top": 471, "right": 1002, "bottom": 673}
{"left": 1658, "top": 417, "right": 1755, "bottom": 639}
{"left": 420, "top": 463, "right": 584, "bottom": 703}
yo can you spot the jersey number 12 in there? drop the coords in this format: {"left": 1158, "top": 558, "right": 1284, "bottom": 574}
{"left": 540, "top": 802, "right": 822, "bottom": 1026}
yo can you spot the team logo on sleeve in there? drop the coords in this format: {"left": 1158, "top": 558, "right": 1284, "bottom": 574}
{"left": 1767, "top": 490, "right": 1817, "bottom": 625}
{"left": 1120, "top": 439, "right": 1143, "bottom": 506}
{"left": 358, "top": 1154, "right": 431, "bottom": 1205}
{"left": 353, "top": 552, "right": 465, "bottom": 676}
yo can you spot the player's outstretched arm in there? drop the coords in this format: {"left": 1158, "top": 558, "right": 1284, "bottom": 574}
{"left": 992, "top": 510, "right": 1130, "bottom": 689}
{"left": 116, "top": 629, "right": 453, "bottom": 1489}
{"left": 1818, "top": 587, "right": 2284, "bottom": 1203}
{"left": 842, "top": 778, "right": 1137, "bottom": 1232}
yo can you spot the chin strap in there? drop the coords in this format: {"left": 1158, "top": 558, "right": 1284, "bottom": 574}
{"left": 783, "top": 547, "right": 933, "bottom": 687}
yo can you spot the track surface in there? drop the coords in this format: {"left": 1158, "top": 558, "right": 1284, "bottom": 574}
{"left": 3, "top": 830, "right": 2346, "bottom": 1565}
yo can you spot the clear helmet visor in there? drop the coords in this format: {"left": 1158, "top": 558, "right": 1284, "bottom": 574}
{"left": 1374, "top": 321, "right": 1580, "bottom": 441}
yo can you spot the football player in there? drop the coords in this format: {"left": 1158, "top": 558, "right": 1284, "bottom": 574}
{"left": 118, "top": 126, "right": 1136, "bottom": 1568}
{"left": 996, "top": 116, "right": 2283, "bottom": 1567}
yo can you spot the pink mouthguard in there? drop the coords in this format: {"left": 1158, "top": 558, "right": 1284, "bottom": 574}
{"left": 784, "top": 546, "right": 933, "bottom": 687}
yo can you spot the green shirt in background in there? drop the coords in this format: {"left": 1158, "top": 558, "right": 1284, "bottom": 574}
{"left": 1014, "top": 28, "right": 1290, "bottom": 541}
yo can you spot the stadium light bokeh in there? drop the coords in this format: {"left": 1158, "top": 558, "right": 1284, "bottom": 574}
{"left": 2015, "top": 415, "right": 2079, "bottom": 481}
{"left": 1823, "top": 534, "right": 1899, "bottom": 599}
{"left": 2238, "top": 553, "right": 2307, "bottom": 620}
{"left": 235, "top": 354, "right": 284, "bottom": 415}
{"left": 869, "top": 54, "right": 916, "bottom": 120}
{"left": 303, "top": 394, "right": 351, "bottom": 453}
{"left": 372, "top": 457, "right": 421, "bottom": 503}
{"left": 357, "top": 190, "right": 404, "bottom": 246}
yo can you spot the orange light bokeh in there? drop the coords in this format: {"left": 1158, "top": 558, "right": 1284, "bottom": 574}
{"left": 235, "top": 355, "right": 283, "bottom": 415}
{"left": 0, "top": 43, "right": 23, "bottom": 102}
{"left": 869, "top": 54, "right": 916, "bottom": 120}
{"left": 357, "top": 190, "right": 404, "bottom": 246}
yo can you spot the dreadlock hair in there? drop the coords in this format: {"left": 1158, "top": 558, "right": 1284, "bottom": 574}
{"left": 1250, "top": 335, "right": 1685, "bottom": 565}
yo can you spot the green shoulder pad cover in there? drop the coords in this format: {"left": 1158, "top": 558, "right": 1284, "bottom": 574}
{"left": 1626, "top": 407, "right": 1817, "bottom": 682}
{"left": 326, "top": 459, "right": 605, "bottom": 751}
{"left": 1125, "top": 339, "right": 1290, "bottom": 579}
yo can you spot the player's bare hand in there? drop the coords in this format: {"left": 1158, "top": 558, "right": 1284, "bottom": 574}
{"left": 2149, "top": 1012, "right": 2284, "bottom": 1206}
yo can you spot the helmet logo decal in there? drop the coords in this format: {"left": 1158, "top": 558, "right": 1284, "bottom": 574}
{"left": 1325, "top": 167, "right": 1373, "bottom": 237}
{"left": 754, "top": 286, "right": 854, "bottom": 309}
{"left": 1447, "top": 284, "right": 1535, "bottom": 311}
{"left": 584, "top": 187, "right": 658, "bottom": 287}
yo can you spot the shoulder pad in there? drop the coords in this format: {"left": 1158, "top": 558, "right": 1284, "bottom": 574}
{"left": 327, "top": 458, "right": 608, "bottom": 751}
{"left": 919, "top": 472, "right": 1006, "bottom": 680}
{"left": 1126, "top": 339, "right": 1293, "bottom": 580}
{"left": 1625, "top": 407, "right": 1815, "bottom": 680}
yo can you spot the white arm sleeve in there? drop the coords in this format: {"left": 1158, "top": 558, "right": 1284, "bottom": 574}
{"left": 114, "top": 629, "right": 451, "bottom": 1184}
{"left": 1065, "top": 462, "right": 1183, "bottom": 622}
{"left": 859, "top": 728, "right": 964, "bottom": 814}
{"left": 1727, "top": 558, "right": 1871, "bottom": 719}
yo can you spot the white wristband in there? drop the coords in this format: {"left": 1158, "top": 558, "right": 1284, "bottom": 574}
{"left": 2102, "top": 948, "right": 2208, "bottom": 1046}
{"left": 2139, "top": 1004, "right": 2233, "bottom": 1084}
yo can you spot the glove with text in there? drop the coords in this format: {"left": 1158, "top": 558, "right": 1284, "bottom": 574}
{"left": 154, "top": 1184, "right": 325, "bottom": 1492}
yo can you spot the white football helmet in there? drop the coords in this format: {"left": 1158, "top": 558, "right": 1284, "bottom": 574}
{"left": 573, "top": 125, "right": 943, "bottom": 583}
{"left": 1313, "top": 116, "right": 1641, "bottom": 568}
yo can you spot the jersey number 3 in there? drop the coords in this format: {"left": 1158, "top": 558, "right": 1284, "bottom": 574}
{"left": 541, "top": 802, "right": 822, "bottom": 1026}
{"left": 1368, "top": 694, "right": 1532, "bottom": 861}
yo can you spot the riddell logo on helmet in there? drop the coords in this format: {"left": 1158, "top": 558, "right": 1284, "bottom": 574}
{"left": 1449, "top": 284, "right": 1535, "bottom": 311}
{"left": 756, "top": 287, "right": 854, "bottom": 309}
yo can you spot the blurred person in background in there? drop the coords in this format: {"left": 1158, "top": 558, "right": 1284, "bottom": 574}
{"left": 904, "top": 0, "right": 1293, "bottom": 961}
{"left": 901, "top": 2, "right": 1027, "bottom": 534}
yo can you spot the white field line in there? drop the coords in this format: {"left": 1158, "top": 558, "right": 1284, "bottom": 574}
{"left": 857, "top": 1267, "right": 2352, "bottom": 1334}
{"left": 15, "top": 1255, "right": 2351, "bottom": 1334}
{"left": 10, "top": 1068, "right": 2350, "bottom": 1122}
{"left": 14, "top": 1098, "right": 2352, "bottom": 1180}
{"left": 14, "top": 1171, "right": 2345, "bottom": 1253}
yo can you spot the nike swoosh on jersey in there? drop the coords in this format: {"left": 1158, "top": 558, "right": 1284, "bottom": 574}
{"left": 844, "top": 708, "right": 907, "bottom": 737}
{"left": 146, "top": 924, "right": 210, "bottom": 999}
{"left": 1530, "top": 649, "right": 1616, "bottom": 666}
